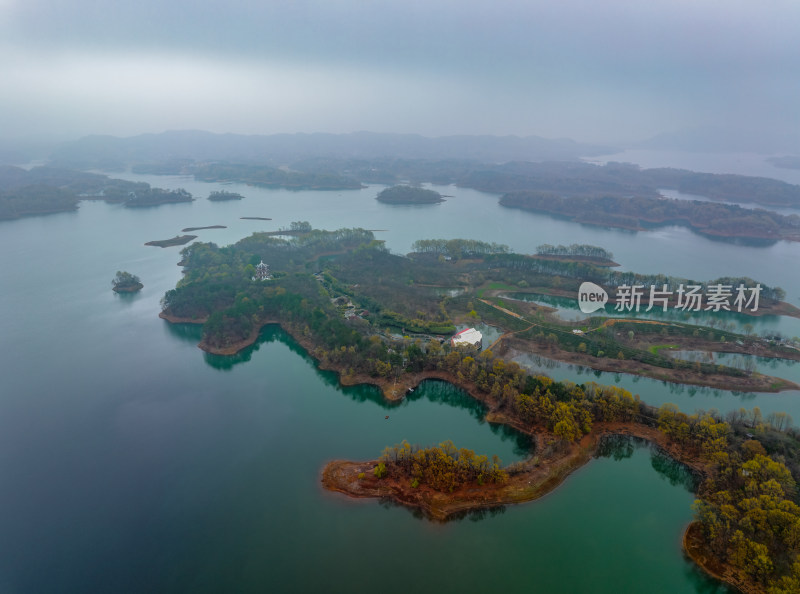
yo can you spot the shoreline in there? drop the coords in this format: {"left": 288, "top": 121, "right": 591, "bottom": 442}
{"left": 158, "top": 311, "right": 800, "bottom": 395}
{"left": 160, "top": 310, "right": 755, "bottom": 593}
{"left": 501, "top": 203, "right": 800, "bottom": 243}
{"left": 683, "top": 522, "right": 761, "bottom": 594}
{"left": 503, "top": 338, "right": 800, "bottom": 393}
{"left": 321, "top": 422, "right": 708, "bottom": 522}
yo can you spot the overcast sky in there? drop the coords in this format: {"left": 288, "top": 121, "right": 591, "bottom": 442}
{"left": 1, "top": 0, "right": 798, "bottom": 145}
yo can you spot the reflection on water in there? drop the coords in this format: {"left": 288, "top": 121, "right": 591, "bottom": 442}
{"left": 161, "top": 319, "right": 204, "bottom": 345}
{"left": 596, "top": 435, "right": 698, "bottom": 492}
{"left": 596, "top": 434, "right": 636, "bottom": 460}
{"left": 171, "top": 323, "right": 536, "bottom": 456}
{"left": 404, "top": 379, "right": 534, "bottom": 456}
{"left": 670, "top": 350, "right": 800, "bottom": 384}
{"left": 508, "top": 350, "right": 800, "bottom": 422}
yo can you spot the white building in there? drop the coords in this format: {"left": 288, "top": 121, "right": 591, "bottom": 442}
{"left": 451, "top": 327, "right": 483, "bottom": 349}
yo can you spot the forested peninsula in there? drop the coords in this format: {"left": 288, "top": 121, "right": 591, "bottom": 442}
{"left": 499, "top": 191, "right": 800, "bottom": 242}
{"left": 157, "top": 226, "right": 800, "bottom": 592}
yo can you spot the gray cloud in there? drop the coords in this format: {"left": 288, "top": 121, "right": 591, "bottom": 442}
{"left": 2, "top": 0, "right": 799, "bottom": 146}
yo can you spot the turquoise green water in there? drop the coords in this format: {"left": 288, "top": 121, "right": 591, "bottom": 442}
{"left": 0, "top": 174, "right": 777, "bottom": 592}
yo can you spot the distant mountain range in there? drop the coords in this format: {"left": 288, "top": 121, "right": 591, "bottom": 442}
{"left": 46, "top": 130, "right": 617, "bottom": 169}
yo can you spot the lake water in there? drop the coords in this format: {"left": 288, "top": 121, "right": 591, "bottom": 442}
{"left": 0, "top": 162, "right": 785, "bottom": 592}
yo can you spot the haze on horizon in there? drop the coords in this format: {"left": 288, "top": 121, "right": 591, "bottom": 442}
{"left": 1, "top": 0, "right": 799, "bottom": 151}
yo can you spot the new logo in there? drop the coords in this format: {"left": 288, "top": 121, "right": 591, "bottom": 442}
{"left": 578, "top": 282, "right": 608, "bottom": 314}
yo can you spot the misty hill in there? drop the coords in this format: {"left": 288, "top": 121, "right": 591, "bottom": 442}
{"left": 48, "top": 130, "right": 616, "bottom": 169}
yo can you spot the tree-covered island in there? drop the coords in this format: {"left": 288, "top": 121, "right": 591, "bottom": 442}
{"left": 111, "top": 270, "right": 143, "bottom": 293}
{"left": 159, "top": 226, "right": 800, "bottom": 592}
{"left": 375, "top": 185, "right": 444, "bottom": 204}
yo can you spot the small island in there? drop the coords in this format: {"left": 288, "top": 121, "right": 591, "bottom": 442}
{"left": 123, "top": 188, "right": 194, "bottom": 208}
{"left": 376, "top": 185, "right": 444, "bottom": 204}
{"left": 111, "top": 270, "right": 143, "bottom": 293}
{"left": 240, "top": 216, "right": 272, "bottom": 221}
{"left": 145, "top": 234, "right": 197, "bottom": 248}
{"left": 208, "top": 190, "right": 245, "bottom": 201}
{"left": 181, "top": 225, "right": 227, "bottom": 232}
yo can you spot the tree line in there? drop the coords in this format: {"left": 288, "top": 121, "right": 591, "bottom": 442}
{"left": 535, "top": 243, "right": 614, "bottom": 260}
{"left": 411, "top": 238, "right": 509, "bottom": 259}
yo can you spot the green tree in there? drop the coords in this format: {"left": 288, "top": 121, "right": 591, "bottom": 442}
{"left": 112, "top": 270, "right": 142, "bottom": 290}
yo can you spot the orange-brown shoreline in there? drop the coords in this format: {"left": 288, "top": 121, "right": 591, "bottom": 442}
{"left": 160, "top": 309, "right": 755, "bottom": 592}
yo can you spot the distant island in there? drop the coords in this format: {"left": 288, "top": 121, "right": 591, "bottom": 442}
{"left": 181, "top": 225, "right": 226, "bottom": 232}
{"left": 121, "top": 188, "right": 193, "bottom": 208}
{"left": 240, "top": 216, "right": 272, "bottom": 221}
{"left": 111, "top": 270, "right": 142, "bottom": 293}
{"left": 500, "top": 191, "right": 800, "bottom": 243}
{"left": 145, "top": 235, "right": 197, "bottom": 248}
{"left": 376, "top": 185, "right": 444, "bottom": 204}
{"left": 208, "top": 190, "right": 244, "bottom": 201}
